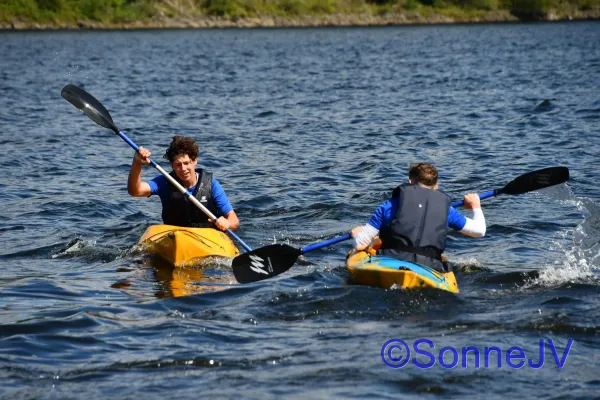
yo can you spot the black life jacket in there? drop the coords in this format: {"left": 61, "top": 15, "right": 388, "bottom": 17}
{"left": 161, "top": 168, "right": 218, "bottom": 228}
{"left": 379, "top": 183, "right": 451, "bottom": 272}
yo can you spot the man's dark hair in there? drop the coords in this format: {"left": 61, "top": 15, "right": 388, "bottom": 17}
{"left": 164, "top": 136, "right": 199, "bottom": 162}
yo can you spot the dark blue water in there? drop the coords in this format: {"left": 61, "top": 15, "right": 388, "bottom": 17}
{"left": 1, "top": 22, "right": 599, "bottom": 398}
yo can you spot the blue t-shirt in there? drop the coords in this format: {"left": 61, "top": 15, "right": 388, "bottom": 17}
{"left": 367, "top": 200, "right": 466, "bottom": 231}
{"left": 148, "top": 173, "right": 233, "bottom": 217}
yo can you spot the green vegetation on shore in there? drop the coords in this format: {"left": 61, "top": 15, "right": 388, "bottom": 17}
{"left": 1, "top": 0, "right": 599, "bottom": 28}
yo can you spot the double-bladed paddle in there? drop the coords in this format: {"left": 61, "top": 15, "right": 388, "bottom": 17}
{"left": 232, "top": 166, "right": 569, "bottom": 283}
{"left": 61, "top": 84, "right": 253, "bottom": 253}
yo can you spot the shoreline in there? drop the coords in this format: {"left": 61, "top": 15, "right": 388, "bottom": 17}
{"left": 2, "top": 10, "right": 599, "bottom": 31}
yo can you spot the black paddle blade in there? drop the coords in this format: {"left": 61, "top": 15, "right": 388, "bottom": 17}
{"left": 499, "top": 166, "right": 569, "bottom": 196}
{"left": 232, "top": 244, "right": 301, "bottom": 284}
{"left": 61, "top": 84, "right": 119, "bottom": 133}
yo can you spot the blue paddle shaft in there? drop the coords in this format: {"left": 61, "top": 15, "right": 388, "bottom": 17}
{"left": 116, "top": 130, "right": 252, "bottom": 252}
{"left": 451, "top": 190, "right": 497, "bottom": 208}
{"left": 301, "top": 233, "right": 352, "bottom": 254}
{"left": 226, "top": 231, "right": 252, "bottom": 253}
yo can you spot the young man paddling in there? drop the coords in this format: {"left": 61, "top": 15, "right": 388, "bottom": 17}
{"left": 351, "top": 163, "right": 485, "bottom": 272}
{"left": 128, "top": 136, "right": 240, "bottom": 231}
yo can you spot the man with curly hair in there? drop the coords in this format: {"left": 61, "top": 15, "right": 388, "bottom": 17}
{"left": 351, "top": 163, "right": 485, "bottom": 272}
{"left": 127, "top": 136, "right": 239, "bottom": 231}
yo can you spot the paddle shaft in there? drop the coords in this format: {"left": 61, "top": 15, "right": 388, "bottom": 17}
{"left": 451, "top": 190, "right": 496, "bottom": 208}
{"left": 301, "top": 233, "right": 352, "bottom": 254}
{"left": 118, "top": 131, "right": 252, "bottom": 252}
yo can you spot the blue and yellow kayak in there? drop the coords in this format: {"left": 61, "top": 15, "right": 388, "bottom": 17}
{"left": 137, "top": 225, "right": 239, "bottom": 267}
{"left": 346, "top": 249, "right": 459, "bottom": 293}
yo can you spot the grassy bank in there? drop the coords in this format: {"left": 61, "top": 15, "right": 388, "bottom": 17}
{"left": 1, "top": 0, "right": 599, "bottom": 29}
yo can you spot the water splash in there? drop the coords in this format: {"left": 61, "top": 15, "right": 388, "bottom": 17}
{"left": 451, "top": 257, "right": 485, "bottom": 272}
{"left": 530, "top": 192, "right": 600, "bottom": 287}
{"left": 52, "top": 237, "right": 129, "bottom": 262}
{"left": 51, "top": 237, "right": 95, "bottom": 258}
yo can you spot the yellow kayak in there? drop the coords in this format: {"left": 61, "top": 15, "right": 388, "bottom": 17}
{"left": 346, "top": 248, "right": 459, "bottom": 293}
{"left": 137, "top": 225, "right": 240, "bottom": 267}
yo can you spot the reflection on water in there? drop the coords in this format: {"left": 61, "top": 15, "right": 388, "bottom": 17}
{"left": 145, "top": 255, "right": 237, "bottom": 298}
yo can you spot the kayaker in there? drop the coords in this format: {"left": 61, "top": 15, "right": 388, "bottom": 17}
{"left": 127, "top": 135, "right": 240, "bottom": 231}
{"left": 351, "top": 163, "right": 485, "bottom": 272}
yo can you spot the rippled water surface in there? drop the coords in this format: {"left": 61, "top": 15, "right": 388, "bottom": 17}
{"left": 1, "top": 22, "right": 599, "bottom": 398}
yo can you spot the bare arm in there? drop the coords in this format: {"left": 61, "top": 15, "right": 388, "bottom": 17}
{"left": 127, "top": 147, "right": 152, "bottom": 197}
{"left": 214, "top": 210, "right": 240, "bottom": 231}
